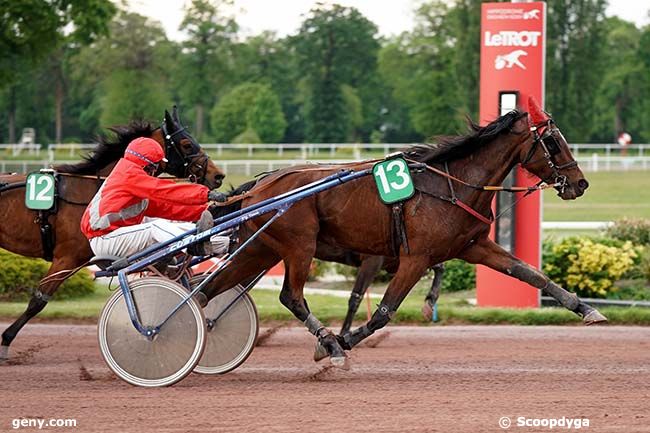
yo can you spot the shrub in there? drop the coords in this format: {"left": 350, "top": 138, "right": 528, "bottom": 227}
{"left": 0, "top": 249, "right": 96, "bottom": 301}
{"left": 231, "top": 128, "right": 261, "bottom": 144}
{"left": 438, "top": 259, "right": 476, "bottom": 292}
{"left": 605, "top": 218, "right": 650, "bottom": 246}
{"left": 543, "top": 236, "right": 640, "bottom": 298}
{"left": 642, "top": 253, "right": 650, "bottom": 284}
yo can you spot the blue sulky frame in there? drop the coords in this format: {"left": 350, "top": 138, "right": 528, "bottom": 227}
{"left": 96, "top": 168, "right": 372, "bottom": 339}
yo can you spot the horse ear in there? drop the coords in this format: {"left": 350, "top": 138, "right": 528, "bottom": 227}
{"left": 172, "top": 105, "right": 180, "bottom": 124}
{"left": 526, "top": 96, "right": 548, "bottom": 125}
{"left": 164, "top": 109, "right": 174, "bottom": 130}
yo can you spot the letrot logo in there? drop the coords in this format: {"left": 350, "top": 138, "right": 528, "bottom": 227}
{"left": 484, "top": 31, "right": 542, "bottom": 47}
{"left": 495, "top": 50, "right": 528, "bottom": 70}
{"left": 523, "top": 9, "right": 540, "bottom": 19}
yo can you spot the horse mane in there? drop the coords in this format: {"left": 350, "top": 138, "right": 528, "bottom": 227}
{"left": 55, "top": 120, "right": 157, "bottom": 174}
{"left": 403, "top": 110, "right": 528, "bottom": 164}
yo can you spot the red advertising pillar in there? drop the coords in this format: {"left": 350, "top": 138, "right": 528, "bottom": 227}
{"left": 476, "top": 2, "right": 546, "bottom": 308}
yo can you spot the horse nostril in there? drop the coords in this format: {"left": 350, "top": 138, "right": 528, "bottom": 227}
{"left": 578, "top": 179, "right": 589, "bottom": 190}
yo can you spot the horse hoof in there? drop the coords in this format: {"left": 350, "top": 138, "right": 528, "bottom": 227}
{"left": 583, "top": 310, "right": 608, "bottom": 326}
{"left": 421, "top": 303, "right": 433, "bottom": 321}
{"left": 313, "top": 341, "right": 328, "bottom": 362}
{"left": 0, "top": 345, "right": 9, "bottom": 361}
{"left": 330, "top": 355, "right": 350, "bottom": 370}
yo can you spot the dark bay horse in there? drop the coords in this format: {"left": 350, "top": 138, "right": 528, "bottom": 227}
{"left": 0, "top": 107, "right": 224, "bottom": 360}
{"left": 206, "top": 104, "right": 605, "bottom": 367}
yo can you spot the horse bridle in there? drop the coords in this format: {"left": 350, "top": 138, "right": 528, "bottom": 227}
{"left": 522, "top": 118, "right": 578, "bottom": 194}
{"left": 160, "top": 121, "right": 209, "bottom": 184}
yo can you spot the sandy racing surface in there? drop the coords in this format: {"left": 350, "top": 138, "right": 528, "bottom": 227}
{"left": 1, "top": 323, "right": 649, "bottom": 432}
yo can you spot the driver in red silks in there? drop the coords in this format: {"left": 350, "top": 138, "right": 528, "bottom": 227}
{"left": 80, "top": 137, "right": 228, "bottom": 258}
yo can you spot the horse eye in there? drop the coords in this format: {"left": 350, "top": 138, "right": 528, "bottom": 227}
{"left": 543, "top": 135, "right": 561, "bottom": 155}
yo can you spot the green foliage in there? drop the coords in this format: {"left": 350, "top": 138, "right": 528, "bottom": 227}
{"left": 0, "top": 249, "right": 95, "bottom": 302}
{"left": 304, "top": 78, "right": 349, "bottom": 143}
{"left": 543, "top": 236, "right": 641, "bottom": 298}
{"left": 546, "top": 0, "right": 608, "bottom": 142}
{"left": 247, "top": 87, "right": 288, "bottom": 143}
{"left": 231, "top": 128, "right": 261, "bottom": 144}
{"left": 439, "top": 259, "right": 475, "bottom": 292}
{"left": 591, "top": 18, "right": 644, "bottom": 142}
{"left": 642, "top": 254, "right": 650, "bottom": 284}
{"left": 210, "top": 82, "right": 286, "bottom": 143}
{"left": 377, "top": 1, "right": 465, "bottom": 138}
{"left": 605, "top": 218, "right": 650, "bottom": 246}
{"left": 99, "top": 69, "right": 171, "bottom": 126}
{"left": 294, "top": 4, "right": 379, "bottom": 143}
{"left": 175, "top": 0, "right": 238, "bottom": 139}
{"left": 0, "top": 0, "right": 115, "bottom": 86}
{"left": 2, "top": 0, "right": 649, "bottom": 149}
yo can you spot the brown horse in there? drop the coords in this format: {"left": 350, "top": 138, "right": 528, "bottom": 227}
{"left": 206, "top": 107, "right": 605, "bottom": 368}
{"left": 0, "top": 107, "right": 224, "bottom": 360}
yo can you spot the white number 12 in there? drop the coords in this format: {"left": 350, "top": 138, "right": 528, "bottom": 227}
{"left": 27, "top": 175, "right": 54, "bottom": 201}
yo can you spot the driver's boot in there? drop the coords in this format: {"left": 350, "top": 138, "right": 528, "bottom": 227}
{"left": 188, "top": 210, "right": 215, "bottom": 256}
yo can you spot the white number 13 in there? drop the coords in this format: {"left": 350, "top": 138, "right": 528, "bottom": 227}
{"left": 376, "top": 160, "right": 410, "bottom": 193}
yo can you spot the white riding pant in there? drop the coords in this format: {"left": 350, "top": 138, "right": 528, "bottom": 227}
{"left": 89, "top": 217, "right": 229, "bottom": 258}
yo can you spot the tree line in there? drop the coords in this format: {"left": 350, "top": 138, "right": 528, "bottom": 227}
{"left": 1, "top": 0, "right": 649, "bottom": 146}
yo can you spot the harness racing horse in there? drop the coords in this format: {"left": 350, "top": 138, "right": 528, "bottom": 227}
{"left": 206, "top": 102, "right": 606, "bottom": 368}
{"left": 0, "top": 107, "right": 224, "bottom": 361}
{"left": 226, "top": 185, "right": 446, "bottom": 333}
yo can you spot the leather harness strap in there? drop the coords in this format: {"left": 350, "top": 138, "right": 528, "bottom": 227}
{"left": 37, "top": 210, "right": 55, "bottom": 261}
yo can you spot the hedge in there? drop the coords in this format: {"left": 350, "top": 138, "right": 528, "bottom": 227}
{"left": 0, "top": 249, "right": 96, "bottom": 301}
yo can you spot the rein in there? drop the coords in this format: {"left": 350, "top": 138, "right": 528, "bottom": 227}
{"left": 403, "top": 119, "right": 575, "bottom": 225}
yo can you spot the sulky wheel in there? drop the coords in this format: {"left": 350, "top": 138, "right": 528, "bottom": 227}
{"left": 191, "top": 275, "right": 259, "bottom": 375}
{"left": 98, "top": 277, "right": 206, "bottom": 387}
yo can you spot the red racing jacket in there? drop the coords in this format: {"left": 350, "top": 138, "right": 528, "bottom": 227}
{"left": 80, "top": 137, "right": 209, "bottom": 240}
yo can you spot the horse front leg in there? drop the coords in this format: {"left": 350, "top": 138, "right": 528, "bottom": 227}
{"left": 340, "top": 255, "right": 384, "bottom": 334}
{"left": 459, "top": 238, "right": 607, "bottom": 325}
{"left": 422, "top": 262, "right": 444, "bottom": 321}
{"left": 339, "top": 255, "right": 431, "bottom": 350}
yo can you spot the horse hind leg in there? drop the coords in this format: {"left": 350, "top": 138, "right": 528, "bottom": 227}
{"left": 340, "top": 256, "right": 384, "bottom": 334}
{"left": 339, "top": 256, "right": 431, "bottom": 350}
{"left": 278, "top": 253, "right": 349, "bottom": 369}
{"left": 422, "top": 262, "right": 445, "bottom": 321}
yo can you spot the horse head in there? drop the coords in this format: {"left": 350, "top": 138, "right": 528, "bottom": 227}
{"left": 518, "top": 97, "right": 589, "bottom": 200}
{"left": 155, "top": 106, "right": 225, "bottom": 189}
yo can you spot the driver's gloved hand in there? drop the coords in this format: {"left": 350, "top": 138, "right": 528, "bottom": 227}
{"left": 208, "top": 190, "right": 228, "bottom": 202}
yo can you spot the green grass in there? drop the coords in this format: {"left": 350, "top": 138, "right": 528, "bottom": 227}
{"left": 2, "top": 284, "right": 650, "bottom": 325}
{"left": 543, "top": 170, "right": 650, "bottom": 221}
{"left": 0, "top": 290, "right": 111, "bottom": 320}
